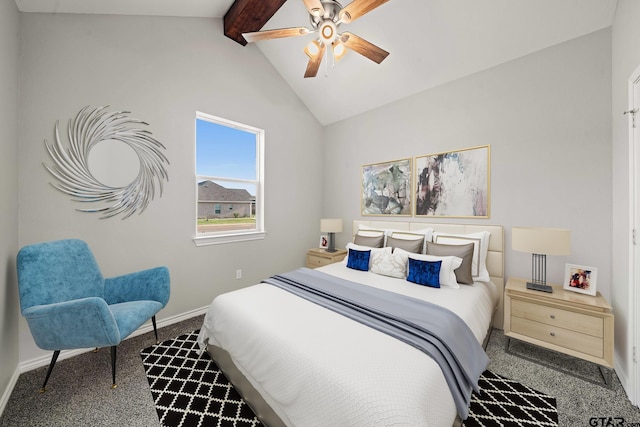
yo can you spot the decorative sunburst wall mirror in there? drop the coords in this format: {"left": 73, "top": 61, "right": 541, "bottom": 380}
{"left": 44, "top": 106, "right": 169, "bottom": 219}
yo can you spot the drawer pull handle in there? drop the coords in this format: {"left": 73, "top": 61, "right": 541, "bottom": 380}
{"left": 550, "top": 332, "right": 556, "bottom": 337}
{"left": 550, "top": 314, "right": 556, "bottom": 319}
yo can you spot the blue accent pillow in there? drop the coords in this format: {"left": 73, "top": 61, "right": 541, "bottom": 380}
{"left": 407, "top": 258, "right": 442, "bottom": 288}
{"left": 346, "top": 248, "right": 371, "bottom": 271}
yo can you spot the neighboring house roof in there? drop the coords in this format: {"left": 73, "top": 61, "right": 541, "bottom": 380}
{"left": 198, "top": 180, "right": 254, "bottom": 202}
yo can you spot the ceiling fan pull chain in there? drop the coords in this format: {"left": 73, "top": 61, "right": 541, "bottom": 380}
{"left": 324, "top": 45, "right": 330, "bottom": 77}
{"left": 331, "top": 44, "right": 336, "bottom": 70}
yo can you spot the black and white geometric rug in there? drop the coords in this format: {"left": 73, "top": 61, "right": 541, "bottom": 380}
{"left": 141, "top": 330, "right": 558, "bottom": 427}
{"left": 463, "top": 370, "right": 558, "bottom": 426}
{"left": 140, "top": 330, "right": 263, "bottom": 427}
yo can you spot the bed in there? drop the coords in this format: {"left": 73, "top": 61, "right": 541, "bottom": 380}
{"left": 197, "top": 221, "right": 504, "bottom": 427}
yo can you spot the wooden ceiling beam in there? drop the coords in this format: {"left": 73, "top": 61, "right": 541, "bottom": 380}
{"left": 224, "top": 0, "right": 288, "bottom": 46}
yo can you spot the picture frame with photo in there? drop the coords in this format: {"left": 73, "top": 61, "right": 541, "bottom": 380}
{"left": 564, "top": 264, "right": 597, "bottom": 296}
{"left": 319, "top": 233, "right": 329, "bottom": 249}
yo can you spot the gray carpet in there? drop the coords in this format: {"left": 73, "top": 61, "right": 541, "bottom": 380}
{"left": 485, "top": 331, "right": 640, "bottom": 426}
{"left": 1, "top": 316, "right": 639, "bottom": 426}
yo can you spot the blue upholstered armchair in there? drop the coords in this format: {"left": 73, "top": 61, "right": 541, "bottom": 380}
{"left": 17, "top": 239, "right": 170, "bottom": 392}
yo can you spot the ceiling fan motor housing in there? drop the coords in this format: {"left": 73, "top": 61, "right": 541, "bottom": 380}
{"left": 309, "top": 1, "right": 343, "bottom": 30}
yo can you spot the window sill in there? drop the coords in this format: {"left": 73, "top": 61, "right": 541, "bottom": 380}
{"left": 193, "top": 230, "right": 266, "bottom": 247}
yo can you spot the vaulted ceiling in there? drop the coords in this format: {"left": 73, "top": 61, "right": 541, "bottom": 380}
{"left": 15, "top": 0, "right": 619, "bottom": 125}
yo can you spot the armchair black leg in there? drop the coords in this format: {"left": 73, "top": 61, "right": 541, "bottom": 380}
{"left": 110, "top": 346, "right": 117, "bottom": 389}
{"left": 152, "top": 315, "right": 159, "bottom": 344}
{"left": 40, "top": 350, "right": 60, "bottom": 393}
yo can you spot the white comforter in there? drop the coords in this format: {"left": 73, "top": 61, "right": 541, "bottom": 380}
{"left": 198, "top": 263, "right": 498, "bottom": 427}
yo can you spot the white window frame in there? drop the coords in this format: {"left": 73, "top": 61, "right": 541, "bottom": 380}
{"left": 193, "top": 111, "right": 266, "bottom": 246}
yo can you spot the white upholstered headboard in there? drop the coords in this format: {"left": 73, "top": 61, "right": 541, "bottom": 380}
{"left": 353, "top": 220, "right": 505, "bottom": 329}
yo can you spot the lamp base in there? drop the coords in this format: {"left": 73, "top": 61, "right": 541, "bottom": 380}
{"left": 526, "top": 282, "right": 553, "bottom": 293}
{"left": 527, "top": 253, "right": 552, "bottom": 292}
{"left": 325, "top": 232, "right": 337, "bottom": 252}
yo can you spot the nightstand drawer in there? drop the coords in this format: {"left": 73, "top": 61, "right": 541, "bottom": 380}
{"left": 305, "top": 248, "right": 347, "bottom": 269}
{"left": 511, "top": 299, "right": 603, "bottom": 337}
{"left": 511, "top": 316, "right": 604, "bottom": 358}
{"left": 307, "top": 254, "right": 333, "bottom": 268}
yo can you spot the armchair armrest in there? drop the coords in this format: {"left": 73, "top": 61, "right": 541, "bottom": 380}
{"left": 104, "top": 266, "right": 170, "bottom": 307}
{"left": 22, "top": 297, "right": 121, "bottom": 350}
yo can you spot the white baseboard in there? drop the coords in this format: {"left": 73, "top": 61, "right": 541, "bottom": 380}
{"left": 18, "top": 305, "right": 209, "bottom": 373}
{"left": 0, "top": 367, "right": 20, "bottom": 419}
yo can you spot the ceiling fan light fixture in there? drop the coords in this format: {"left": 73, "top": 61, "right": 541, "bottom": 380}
{"left": 332, "top": 42, "right": 347, "bottom": 61}
{"left": 305, "top": 39, "right": 322, "bottom": 58}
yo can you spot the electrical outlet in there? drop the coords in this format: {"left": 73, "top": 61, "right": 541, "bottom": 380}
{"left": 236, "top": 269, "right": 242, "bottom": 279}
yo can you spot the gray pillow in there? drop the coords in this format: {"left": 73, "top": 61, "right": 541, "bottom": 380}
{"left": 426, "top": 241, "right": 475, "bottom": 284}
{"left": 386, "top": 235, "right": 424, "bottom": 254}
{"left": 354, "top": 233, "right": 384, "bottom": 248}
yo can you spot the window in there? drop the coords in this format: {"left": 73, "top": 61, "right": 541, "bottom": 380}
{"left": 194, "top": 112, "right": 265, "bottom": 246}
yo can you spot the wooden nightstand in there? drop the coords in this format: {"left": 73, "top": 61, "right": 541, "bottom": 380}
{"left": 504, "top": 277, "right": 614, "bottom": 386}
{"left": 306, "top": 248, "right": 347, "bottom": 269}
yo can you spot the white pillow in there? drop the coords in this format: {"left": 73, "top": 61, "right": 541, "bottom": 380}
{"left": 398, "top": 248, "right": 463, "bottom": 289}
{"left": 343, "top": 243, "right": 392, "bottom": 268}
{"left": 370, "top": 249, "right": 409, "bottom": 279}
{"left": 432, "top": 231, "right": 490, "bottom": 282}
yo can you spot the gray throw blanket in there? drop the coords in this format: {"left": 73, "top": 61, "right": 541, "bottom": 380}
{"left": 263, "top": 268, "right": 489, "bottom": 420}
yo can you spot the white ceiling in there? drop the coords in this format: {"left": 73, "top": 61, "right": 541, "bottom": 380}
{"left": 15, "top": 0, "right": 618, "bottom": 125}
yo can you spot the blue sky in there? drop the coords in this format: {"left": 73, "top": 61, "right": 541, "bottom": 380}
{"left": 196, "top": 118, "right": 257, "bottom": 193}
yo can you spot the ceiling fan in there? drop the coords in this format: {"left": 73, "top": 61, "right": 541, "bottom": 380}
{"left": 242, "top": 0, "right": 390, "bottom": 78}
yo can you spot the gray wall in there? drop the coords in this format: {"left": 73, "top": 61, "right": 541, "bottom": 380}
{"left": 0, "top": 0, "right": 20, "bottom": 411}
{"left": 17, "top": 13, "right": 324, "bottom": 362}
{"left": 612, "top": 0, "right": 640, "bottom": 399}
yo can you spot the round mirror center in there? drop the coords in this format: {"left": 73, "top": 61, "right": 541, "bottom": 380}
{"left": 88, "top": 139, "right": 140, "bottom": 188}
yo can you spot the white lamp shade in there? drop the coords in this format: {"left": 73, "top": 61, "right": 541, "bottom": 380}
{"left": 512, "top": 227, "right": 570, "bottom": 256}
{"left": 320, "top": 218, "right": 343, "bottom": 233}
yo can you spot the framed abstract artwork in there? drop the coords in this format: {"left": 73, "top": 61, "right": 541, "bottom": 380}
{"left": 361, "top": 158, "right": 412, "bottom": 216}
{"left": 414, "top": 145, "right": 490, "bottom": 218}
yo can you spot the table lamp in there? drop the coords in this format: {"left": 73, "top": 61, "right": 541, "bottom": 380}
{"left": 320, "top": 218, "right": 343, "bottom": 253}
{"left": 512, "top": 227, "right": 571, "bottom": 292}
